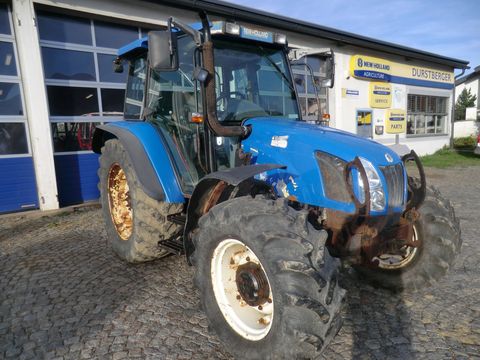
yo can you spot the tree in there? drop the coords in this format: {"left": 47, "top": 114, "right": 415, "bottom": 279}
{"left": 455, "top": 88, "right": 477, "bottom": 121}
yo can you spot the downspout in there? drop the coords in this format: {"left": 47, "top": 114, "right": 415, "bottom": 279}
{"left": 450, "top": 68, "right": 466, "bottom": 147}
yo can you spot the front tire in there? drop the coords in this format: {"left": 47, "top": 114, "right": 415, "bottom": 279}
{"left": 192, "top": 197, "right": 345, "bottom": 359}
{"left": 354, "top": 185, "right": 461, "bottom": 291}
{"left": 98, "top": 139, "right": 183, "bottom": 263}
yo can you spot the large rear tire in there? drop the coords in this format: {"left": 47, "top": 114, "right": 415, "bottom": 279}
{"left": 353, "top": 184, "right": 461, "bottom": 291}
{"left": 98, "top": 139, "right": 183, "bottom": 263}
{"left": 191, "top": 196, "right": 345, "bottom": 359}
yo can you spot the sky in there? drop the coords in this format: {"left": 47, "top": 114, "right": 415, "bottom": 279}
{"left": 225, "top": 0, "right": 480, "bottom": 75}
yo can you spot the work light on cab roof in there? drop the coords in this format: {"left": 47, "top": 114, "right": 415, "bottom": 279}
{"left": 210, "top": 21, "right": 287, "bottom": 45}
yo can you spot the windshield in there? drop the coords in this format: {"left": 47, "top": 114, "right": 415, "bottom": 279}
{"left": 213, "top": 40, "right": 300, "bottom": 122}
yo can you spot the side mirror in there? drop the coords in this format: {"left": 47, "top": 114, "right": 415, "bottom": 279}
{"left": 148, "top": 30, "right": 178, "bottom": 72}
{"left": 323, "top": 54, "right": 335, "bottom": 88}
{"left": 113, "top": 57, "right": 123, "bottom": 73}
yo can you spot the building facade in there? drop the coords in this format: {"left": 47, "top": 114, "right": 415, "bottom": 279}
{"left": 0, "top": 0, "right": 469, "bottom": 213}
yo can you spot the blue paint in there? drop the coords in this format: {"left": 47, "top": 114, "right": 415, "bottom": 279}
{"left": 389, "top": 75, "right": 453, "bottom": 89}
{"left": 240, "top": 27, "right": 273, "bottom": 43}
{"left": 242, "top": 118, "right": 406, "bottom": 215}
{"left": 353, "top": 70, "right": 391, "bottom": 81}
{"left": 118, "top": 37, "right": 147, "bottom": 57}
{"left": 0, "top": 157, "right": 38, "bottom": 213}
{"left": 102, "top": 122, "right": 184, "bottom": 203}
{"left": 54, "top": 153, "right": 100, "bottom": 207}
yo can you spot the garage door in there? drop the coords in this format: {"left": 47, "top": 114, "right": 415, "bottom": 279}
{"left": 36, "top": 8, "right": 149, "bottom": 206}
{"left": 0, "top": 4, "right": 38, "bottom": 214}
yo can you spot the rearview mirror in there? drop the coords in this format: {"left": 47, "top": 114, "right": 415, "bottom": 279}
{"left": 148, "top": 30, "right": 178, "bottom": 72}
{"left": 289, "top": 48, "right": 335, "bottom": 88}
{"left": 112, "top": 57, "right": 123, "bottom": 73}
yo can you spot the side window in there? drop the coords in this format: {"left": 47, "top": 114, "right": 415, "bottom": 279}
{"left": 145, "top": 35, "right": 206, "bottom": 192}
{"left": 124, "top": 56, "right": 147, "bottom": 120}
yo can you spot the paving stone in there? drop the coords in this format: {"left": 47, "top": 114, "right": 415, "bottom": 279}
{"left": 0, "top": 166, "right": 479, "bottom": 359}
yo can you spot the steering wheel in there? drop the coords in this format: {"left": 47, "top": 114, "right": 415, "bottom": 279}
{"left": 216, "top": 91, "right": 247, "bottom": 104}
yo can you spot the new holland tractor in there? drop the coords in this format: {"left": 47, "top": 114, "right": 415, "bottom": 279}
{"left": 92, "top": 13, "right": 461, "bottom": 359}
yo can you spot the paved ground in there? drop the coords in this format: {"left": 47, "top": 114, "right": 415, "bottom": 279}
{"left": 1, "top": 166, "right": 479, "bottom": 360}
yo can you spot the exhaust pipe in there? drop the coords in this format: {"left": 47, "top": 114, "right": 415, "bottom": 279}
{"left": 199, "top": 12, "right": 250, "bottom": 138}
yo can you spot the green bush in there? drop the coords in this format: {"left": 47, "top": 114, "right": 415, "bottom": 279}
{"left": 453, "top": 136, "right": 476, "bottom": 149}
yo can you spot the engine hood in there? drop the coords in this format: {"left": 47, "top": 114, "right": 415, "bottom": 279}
{"left": 241, "top": 117, "right": 405, "bottom": 213}
{"left": 243, "top": 117, "right": 401, "bottom": 166}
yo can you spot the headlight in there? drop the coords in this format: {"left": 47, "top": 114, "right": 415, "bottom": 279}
{"left": 356, "top": 158, "right": 386, "bottom": 211}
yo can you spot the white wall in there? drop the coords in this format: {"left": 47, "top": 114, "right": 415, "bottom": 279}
{"left": 454, "top": 120, "right": 479, "bottom": 138}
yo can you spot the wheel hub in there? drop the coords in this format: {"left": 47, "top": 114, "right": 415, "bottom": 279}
{"left": 376, "top": 225, "right": 419, "bottom": 269}
{"left": 107, "top": 163, "right": 133, "bottom": 240}
{"left": 211, "top": 238, "right": 274, "bottom": 340}
{"left": 236, "top": 262, "right": 270, "bottom": 307}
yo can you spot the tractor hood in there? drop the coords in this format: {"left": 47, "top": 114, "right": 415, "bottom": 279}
{"left": 242, "top": 117, "right": 401, "bottom": 166}
{"left": 241, "top": 117, "right": 405, "bottom": 213}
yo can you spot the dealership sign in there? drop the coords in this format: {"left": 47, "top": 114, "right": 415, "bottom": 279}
{"left": 350, "top": 55, "right": 454, "bottom": 89}
{"left": 385, "top": 109, "right": 407, "bottom": 134}
{"left": 369, "top": 82, "right": 391, "bottom": 108}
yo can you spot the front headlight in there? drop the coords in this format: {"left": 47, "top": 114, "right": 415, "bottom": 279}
{"left": 356, "top": 158, "right": 386, "bottom": 211}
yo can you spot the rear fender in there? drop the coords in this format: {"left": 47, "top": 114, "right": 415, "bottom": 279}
{"left": 92, "top": 122, "right": 184, "bottom": 203}
{"left": 184, "top": 164, "right": 284, "bottom": 263}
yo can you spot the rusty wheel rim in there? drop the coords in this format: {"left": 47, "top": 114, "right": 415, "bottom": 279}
{"left": 107, "top": 163, "right": 133, "bottom": 240}
{"left": 376, "top": 225, "right": 419, "bottom": 270}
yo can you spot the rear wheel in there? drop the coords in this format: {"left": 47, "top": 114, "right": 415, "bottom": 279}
{"left": 98, "top": 139, "right": 183, "bottom": 263}
{"left": 192, "top": 196, "right": 345, "bottom": 359}
{"left": 354, "top": 184, "right": 461, "bottom": 291}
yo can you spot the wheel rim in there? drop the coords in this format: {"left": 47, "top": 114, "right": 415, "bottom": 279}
{"left": 107, "top": 163, "right": 133, "bottom": 240}
{"left": 376, "top": 226, "right": 419, "bottom": 269}
{"left": 211, "top": 238, "right": 274, "bottom": 341}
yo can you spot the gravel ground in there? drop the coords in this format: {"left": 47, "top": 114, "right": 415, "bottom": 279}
{"left": 0, "top": 166, "right": 479, "bottom": 359}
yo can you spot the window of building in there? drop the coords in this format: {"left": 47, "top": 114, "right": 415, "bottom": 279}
{"left": 0, "top": 4, "right": 30, "bottom": 157}
{"left": 407, "top": 94, "right": 448, "bottom": 135}
{"left": 292, "top": 56, "right": 328, "bottom": 121}
{"left": 37, "top": 9, "right": 142, "bottom": 153}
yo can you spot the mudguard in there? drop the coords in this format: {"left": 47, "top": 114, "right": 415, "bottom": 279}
{"left": 183, "top": 163, "right": 285, "bottom": 262}
{"left": 92, "top": 122, "right": 184, "bottom": 203}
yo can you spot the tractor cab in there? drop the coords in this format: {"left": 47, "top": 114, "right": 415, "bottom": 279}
{"left": 114, "top": 17, "right": 331, "bottom": 193}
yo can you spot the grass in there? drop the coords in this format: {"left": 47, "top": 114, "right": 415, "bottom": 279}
{"left": 419, "top": 148, "right": 480, "bottom": 168}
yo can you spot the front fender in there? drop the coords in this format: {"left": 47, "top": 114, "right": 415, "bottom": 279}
{"left": 183, "top": 163, "right": 284, "bottom": 263}
{"left": 93, "top": 122, "right": 184, "bottom": 203}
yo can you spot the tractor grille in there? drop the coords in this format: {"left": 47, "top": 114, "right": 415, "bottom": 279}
{"left": 381, "top": 164, "right": 405, "bottom": 208}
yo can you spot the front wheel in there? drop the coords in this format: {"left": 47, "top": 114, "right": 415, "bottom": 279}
{"left": 353, "top": 185, "right": 461, "bottom": 291}
{"left": 191, "top": 197, "right": 345, "bottom": 359}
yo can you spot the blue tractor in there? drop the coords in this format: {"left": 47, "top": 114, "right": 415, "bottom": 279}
{"left": 93, "top": 13, "right": 461, "bottom": 359}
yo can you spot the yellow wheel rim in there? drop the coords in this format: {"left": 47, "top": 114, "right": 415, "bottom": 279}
{"left": 107, "top": 163, "right": 133, "bottom": 240}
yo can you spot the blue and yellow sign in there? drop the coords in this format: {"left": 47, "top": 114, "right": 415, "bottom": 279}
{"left": 369, "top": 82, "right": 391, "bottom": 108}
{"left": 350, "top": 55, "right": 392, "bottom": 81}
{"left": 385, "top": 109, "right": 406, "bottom": 134}
{"left": 350, "top": 55, "right": 454, "bottom": 89}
